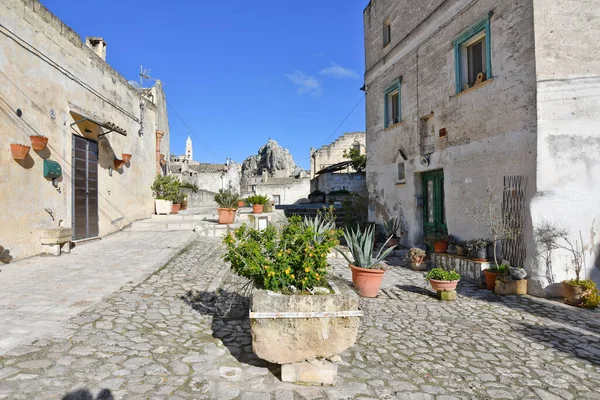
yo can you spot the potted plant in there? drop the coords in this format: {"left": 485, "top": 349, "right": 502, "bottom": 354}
{"left": 247, "top": 194, "right": 269, "bottom": 214}
{"left": 214, "top": 188, "right": 239, "bottom": 224}
{"left": 426, "top": 268, "right": 461, "bottom": 292}
{"left": 237, "top": 199, "right": 245, "bottom": 208}
{"left": 382, "top": 217, "right": 401, "bottom": 248}
{"left": 495, "top": 266, "right": 528, "bottom": 295}
{"left": 10, "top": 143, "right": 30, "bottom": 160}
{"left": 424, "top": 232, "right": 449, "bottom": 253}
{"left": 455, "top": 240, "right": 467, "bottom": 256}
{"left": 446, "top": 235, "right": 458, "bottom": 255}
{"left": 337, "top": 225, "right": 396, "bottom": 297}
{"left": 407, "top": 247, "right": 427, "bottom": 271}
{"left": 222, "top": 216, "right": 362, "bottom": 380}
{"left": 171, "top": 190, "right": 185, "bottom": 214}
{"left": 151, "top": 175, "right": 179, "bottom": 215}
{"left": 468, "top": 238, "right": 490, "bottom": 261}
{"left": 30, "top": 135, "right": 48, "bottom": 151}
{"left": 483, "top": 263, "right": 508, "bottom": 291}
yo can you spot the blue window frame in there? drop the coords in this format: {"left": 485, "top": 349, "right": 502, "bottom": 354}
{"left": 384, "top": 78, "right": 402, "bottom": 128}
{"left": 453, "top": 14, "right": 492, "bottom": 94}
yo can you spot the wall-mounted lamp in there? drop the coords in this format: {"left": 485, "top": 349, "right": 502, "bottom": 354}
{"left": 108, "top": 167, "right": 113, "bottom": 176}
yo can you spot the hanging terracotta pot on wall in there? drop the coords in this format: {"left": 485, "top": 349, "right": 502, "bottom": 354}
{"left": 114, "top": 159, "right": 125, "bottom": 170}
{"left": 10, "top": 143, "right": 30, "bottom": 160}
{"left": 30, "top": 135, "right": 48, "bottom": 151}
{"left": 122, "top": 153, "right": 132, "bottom": 163}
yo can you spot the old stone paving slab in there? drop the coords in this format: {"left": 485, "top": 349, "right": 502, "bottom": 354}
{"left": 1, "top": 238, "right": 600, "bottom": 399}
{"left": 0, "top": 230, "right": 196, "bottom": 355}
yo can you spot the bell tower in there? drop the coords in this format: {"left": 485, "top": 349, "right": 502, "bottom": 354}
{"left": 185, "top": 135, "right": 193, "bottom": 161}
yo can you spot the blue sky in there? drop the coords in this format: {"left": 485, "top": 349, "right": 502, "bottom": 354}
{"left": 41, "top": 0, "right": 367, "bottom": 170}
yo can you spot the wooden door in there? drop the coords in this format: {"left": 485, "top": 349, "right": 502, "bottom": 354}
{"left": 72, "top": 135, "right": 99, "bottom": 240}
{"left": 422, "top": 170, "right": 446, "bottom": 237}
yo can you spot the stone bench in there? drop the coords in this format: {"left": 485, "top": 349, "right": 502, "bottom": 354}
{"left": 40, "top": 228, "right": 72, "bottom": 256}
{"left": 432, "top": 253, "right": 491, "bottom": 287}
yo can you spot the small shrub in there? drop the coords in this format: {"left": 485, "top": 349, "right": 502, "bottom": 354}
{"left": 488, "top": 263, "right": 509, "bottom": 274}
{"left": 214, "top": 188, "right": 239, "bottom": 209}
{"left": 246, "top": 194, "right": 270, "bottom": 205}
{"left": 151, "top": 175, "right": 182, "bottom": 202}
{"left": 222, "top": 216, "right": 340, "bottom": 293}
{"left": 341, "top": 192, "right": 368, "bottom": 229}
{"left": 425, "top": 268, "right": 461, "bottom": 281}
{"left": 566, "top": 279, "right": 600, "bottom": 309}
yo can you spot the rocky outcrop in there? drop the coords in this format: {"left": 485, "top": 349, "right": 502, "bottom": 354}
{"left": 242, "top": 139, "right": 301, "bottom": 178}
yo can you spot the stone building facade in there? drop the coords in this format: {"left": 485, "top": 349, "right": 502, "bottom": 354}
{"left": 0, "top": 0, "right": 170, "bottom": 261}
{"left": 309, "top": 132, "right": 366, "bottom": 179}
{"left": 363, "top": 0, "right": 600, "bottom": 295}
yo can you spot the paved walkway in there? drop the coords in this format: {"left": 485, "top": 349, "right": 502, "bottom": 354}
{"left": 0, "top": 230, "right": 196, "bottom": 355}
{"left": 1, "top": 238, "right": 600, "bottom": 399}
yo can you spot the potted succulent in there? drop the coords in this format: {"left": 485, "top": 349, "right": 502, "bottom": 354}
{"left": 483, "top": 263, "right": 508, "bottom": 291}
{"left": 467, "top": 238, "right": 489, "bottom": 261}
{"left": 426, "top": 268, "right": 461, "bottom": 292}
{"left": 247, "top": 194, "right": 269, "bottom": 214}
{"left": 382, "top": 217, "right": 401, "bottom": 248}
{"left": 424, "top": 232, "right": 449, "bottom": 253}
{"left": 337, "top": 225, "right": 396, "bottom": 297}
{"left": 214, "top": 188, "right": 239, "bottom": 224}
{"left": 30, "top": 135, "right": 48, "bottom": 151}
{"left": 407, "top": 247, "right": 427, "bottom": 271}
{"left": 151, "top": 175, "right": 179, "bottom": 215}
{"left": 10, "top": 143, "right": 30, "bottom": 160}
{"left": 222, "top": 216, "right": 362, "bottom": 381}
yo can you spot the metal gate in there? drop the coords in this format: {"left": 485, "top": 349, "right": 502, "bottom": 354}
{"left": 72, "top": 135, "right": 99, "bottom": 240}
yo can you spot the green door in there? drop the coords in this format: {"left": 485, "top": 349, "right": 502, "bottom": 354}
{"left": 422, "top": 170, "right": 446, "bottom": 237}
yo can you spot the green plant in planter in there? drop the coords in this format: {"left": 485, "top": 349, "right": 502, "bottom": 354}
{"left": 383, "top": 217, "right": 401, "bottom": 239}
{"left": 246, "top": 194, "right": 269, "bottom": 205}
{"left": 222, "top": 216, "right": 339, "bottom": 292}
{"left": 214, "top": 188, "right": 239, "bottom": 209}
{"left": 487, "top": 263, "right": 509, "bottom": 274}
{"left": 424, "top": 232, "right": 449, "bottom": 247}
{"left": 425, "top": 268, "right": 461, "bottom": 281}
{"left": 337, "top": 225, "right": 396, "bottom": 269}
{"left": 151, "top": 175, "right": 181, "bottom": 201}
{"left": 566, "top": 279, "right": 600, "bottom": 309}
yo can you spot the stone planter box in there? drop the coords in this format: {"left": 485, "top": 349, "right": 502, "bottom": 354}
{"left": 39, "top": 228, "right": 72, "bottom": 256}
{"left": 249, "top": 278, "right": 362, "bottom": 365}
{"left": 495, "top": 277, "right": 527, "bottom": 295}
{"left": 432, "top": 253, "right": 491, "bottom": 287}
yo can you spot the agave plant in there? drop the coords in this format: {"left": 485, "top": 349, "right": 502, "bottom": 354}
{"left": 337, "top": 225, "right": 396, "bottom": 269}
{"left": 382, "top": 217, "right": 401, "bottom": 238}
{"left": 302, "top": 214, "right": 336, "bottom": 244}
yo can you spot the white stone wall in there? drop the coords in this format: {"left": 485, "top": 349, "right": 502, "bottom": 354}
{"left": 364, "top": 1, "right": 537, "bottom": 263}
{"left": 310, "top": 132, "right": 365, "bottom": 178}
{"left": 0, "top": 0, "right": 169, "bottom": 260}
{"left": 529, "top": 0, "right": 600, "bottom": 294}
{"left": 252, "top": 179, "right": 311, "bottom": 205}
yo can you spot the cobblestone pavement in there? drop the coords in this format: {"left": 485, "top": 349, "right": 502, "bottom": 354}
{"left": 0, "top": 230, "right": 196, "bottom": 355}
{"left": 1, "top": 238, "right": 600, "bottom": 399}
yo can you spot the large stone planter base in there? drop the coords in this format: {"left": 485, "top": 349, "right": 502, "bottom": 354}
{"left": 281, "top": 360, "right": 337, "bottom": 386}
{"left": 495, "top": 278, "right": 528, "bottom": 295}
{"left": 437, "top": 290, "right": 457, "bottom": 301}
{"left": 40, "top": 228, "right": 72, "bottom": 256}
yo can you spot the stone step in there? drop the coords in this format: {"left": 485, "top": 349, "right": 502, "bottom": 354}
{"left": 195, "top": 222, "right": 241, "bottom": 237}
{"left": 150, "top": 214, "right": 212, "bottom": 222}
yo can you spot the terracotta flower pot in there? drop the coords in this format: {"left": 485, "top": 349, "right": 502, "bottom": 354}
{"left": 484, "top": 270, "right": 502, "bottom": 291}
{"left": 171, "top": 203, "right": 181, "bottom": 214}
{"left": 237, "top": 200, "right": 245, "bottom": 207}
{"left": 122, "top": 153, "right": 132, "bottom": 163}
{"left": 181, "top": 200, "right": 188, "bottom": 210}
{"left": 252, "top": 204, "right": 264, "bottom": 214}
{"left": 30, "top": 136, "right": 48, "bottom": 151}
{"left": 563, "top": 281, "right": 585, "bottom": 306}
{"left": 218, "top": 208, "right": 236, "bottom": 224}
{"left": 433, "top": 240, "right": 449, "bottom": 253}
{"left": 114, "top": 159, "right": 125, "bottom": 170}
{"left": 10, "top": 144, "right": 30, "bottom": 160}
{"left": 429, "top": 279, "right": 459, "bottom": 292}
{"left": 386, "top": 237, "right": 400, "bottom": 248}
{"left": 349, "top": 264, "right": 386, "bottom": 298}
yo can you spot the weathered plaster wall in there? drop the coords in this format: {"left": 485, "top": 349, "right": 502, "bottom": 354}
{"left": 311, "top": 172, "right": 366, "bottom": 195}
{"left": 310, "top": 132, "right": 365, "bottom": 178}
{"left": 250, "top": 179, "right": 311, "bottom": 205}
{"left": 0, "top": 0, "right": 168, "bottom": 260}
{"left": 364, "top": 0, "right": 537, "bottom": 251}
{"left": 529, "top": 0, "right": 600, "bottom": 294}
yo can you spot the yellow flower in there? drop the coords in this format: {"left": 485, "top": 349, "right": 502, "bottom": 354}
{"left": 286, "top": 249, "right": 291, "bottom": 254}
{"left": 264, "top": 265, "right": 269, "bottom": 269}
{"left": 309, "top": 253, "right": 313, "bottom": 257}
{"left": 305, "top": 267, "right": 310, "bottom": 272}
{"left": 315, "top": 273, "right": 319, "bottom": 277}
{"left": 278, "top": 252, "right": 283, "bottom": 257}
{"left": 285, "top": 268, "right": 290, "bottom": 275}
{"left": 290, "top": 274, "right": 295, "bottom": 279}
{"left": 316, "top": 277, "right": 320, "bottom": 281}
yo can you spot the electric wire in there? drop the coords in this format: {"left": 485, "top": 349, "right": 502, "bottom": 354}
{"left": 322, "top": 94, "right": 365, "bottom": 145}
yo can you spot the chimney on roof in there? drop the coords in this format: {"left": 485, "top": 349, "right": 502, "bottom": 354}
{"left": 85, "top": 37, "right": 107, "bottom": 61}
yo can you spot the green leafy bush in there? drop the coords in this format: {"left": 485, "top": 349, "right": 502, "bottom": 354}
{"left": 214, "top": 188, "right": 239, "bottom": 209}
{"left": 151, "top": 175, "right": 182, "bottom": 203}
{"left": 383, "top": 217, "right": 401, "bottom": 238}
{"left": 342, "top": 147, "right": 366, "bottom": 172}
{"left": 222, "top": 216, "right": 340, "bottom": 292}
{"left": 488, "top": 263, "right": 509, "bottom": 274}
{"left": 425, "top": 268, "right": 461, "bottom": 281}
{"left": 246, "top": 194, "right": 270, "bottom": 205}
{"left": 566, "top": 279, "right": 600, "bottom": 309}
{"left": 341, "top": 192, "right": 368, "bottom": 229}
{"left": 180, "top": 182, "right": 199, "bottom": 193}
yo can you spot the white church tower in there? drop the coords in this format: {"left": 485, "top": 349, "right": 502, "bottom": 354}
{"left": 185, "top": 135, "right": 193, "bottom": 161}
